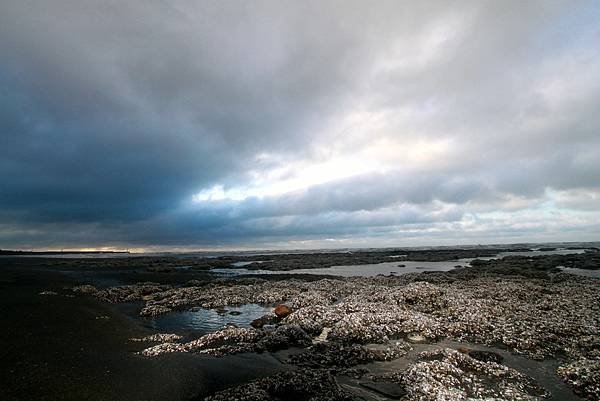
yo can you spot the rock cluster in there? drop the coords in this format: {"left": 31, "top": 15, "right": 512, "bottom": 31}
{"left": 85, "top": 264, "right": 599, "bottom": 398}
{"left": 249, "top": 304, "right": 293, "bottom": 329}
{"left": 129, "top": 333, "right": 182, "bottom": 343}
{"left": 371, "top": 348, "right": 547, "bottom": 401}
{"left": 203, "top": 346, "right": 548, "bottom": 401}
{"left": 140, "top": 324, "right": 312, "bottom": 357}
{"left": 95, "top": 282, "right": 172, "bottom": 303}
{"left": 256, "top": 324, "right": 312, "bottom": 352}
{"left": 205, "top": 368, "right": 353, "bottom": 401}
{"left": 250, "top": 314, "right": 278, "bottom": 329}
{"left": 277, "top": 275, "right": 599, "bottom": 362}
{"left": 288, "top": 341, "right": 411, "bottom": 370}
{"left": 138, "top": 280, "right": 305, "bottom": 316}
{"left": 140, "top": 326, "right": 259, "bottom": 356}
{"left": 557, "top": 358, "right": 600, "bottom": 400}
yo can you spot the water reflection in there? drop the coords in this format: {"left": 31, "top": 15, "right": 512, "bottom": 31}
{"left": 144, "top": 303, "right": 273, "bottom": 333}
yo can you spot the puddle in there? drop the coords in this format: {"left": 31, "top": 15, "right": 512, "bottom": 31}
{"left": 141, "top": 303, "right": 273, "bottom": 333}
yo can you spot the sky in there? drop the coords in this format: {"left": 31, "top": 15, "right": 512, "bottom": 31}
{"left": 1, "top": 1, "right": 600, "bottom": 251}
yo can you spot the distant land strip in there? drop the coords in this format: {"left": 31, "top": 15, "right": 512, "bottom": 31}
{"left": 0, "top": 249, "right": 130, "bottom": 255}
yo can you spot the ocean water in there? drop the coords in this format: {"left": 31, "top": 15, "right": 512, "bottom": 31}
{"left": 211, "top": 259, "right": 462, "bottom": 277}
{"left": 211, "top": 248, "right": 593, "bottom": 277}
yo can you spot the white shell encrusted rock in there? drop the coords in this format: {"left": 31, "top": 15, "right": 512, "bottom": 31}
{"left": 90, "top": 270, "right": 599, "bottom": 398}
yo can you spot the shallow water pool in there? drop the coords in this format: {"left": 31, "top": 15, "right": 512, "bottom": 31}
{"left": 142, "top": 303, "right": 273, "bottom": 333}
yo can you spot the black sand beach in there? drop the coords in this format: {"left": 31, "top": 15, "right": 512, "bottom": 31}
{"left": 0, "top": 258, "right": 284, "bottom": 401}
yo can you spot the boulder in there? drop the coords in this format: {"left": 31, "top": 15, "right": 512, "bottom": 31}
{"left": 274, "top": 304, "right": 292, "bottom": 318}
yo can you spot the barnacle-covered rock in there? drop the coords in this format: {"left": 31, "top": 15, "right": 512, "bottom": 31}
{"left": 93, "top": 282, "right": 171, "bottom": 303}
{"left": 139, "top": 325, "right": 314, "bottom": 357}
{"left": 205, "top": 368, "right": 353, "bottom": 401}
{"left": 289, "top": 341, "right": 410, "bottom": 370}
{"left": 140, "top": 341, "right": 186, "bottom": 356}
{"left": 139, "top": 326, "right": 263, "bottom": 357}
{"left": 557, "top": 358, "right": 600, "bottom": 400}
{"left": 184, "top": 326, "right": 263, "bottom": 354}
{"left": 95, "top": 266, "right": 599, "bottom": 369}
{"left": 140, "top": 304, "right": 172, "bottom": 316}
{"left": 250, "top": 314, "right": 278, "bottom": 329}
{"left": 373, "top": 348, "right": 547, "bottom": 401}
{"left": 256, "top": 325, "right": 312, "bottom": 352}
{"left": 130, "top": 333, "right": 182, "bottom": 343}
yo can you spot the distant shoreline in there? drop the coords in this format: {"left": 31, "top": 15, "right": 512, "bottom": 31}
{"left": 0, "top": 249, "right": 130, "bottom": 255}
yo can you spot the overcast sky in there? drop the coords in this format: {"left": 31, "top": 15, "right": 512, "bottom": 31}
{"left": 1, "top": 1, "right": 599, "bottom": 250}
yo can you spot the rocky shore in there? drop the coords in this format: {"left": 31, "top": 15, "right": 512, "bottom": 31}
{"left": 31, "top": 245, "right": 597, "bottom": 274}
{"left": 68, "top": 250, "right": 600, "bottom": 401}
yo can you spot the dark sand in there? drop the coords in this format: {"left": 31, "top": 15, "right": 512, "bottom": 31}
{"left": 0, "top": 259, "right": 284, "bottom": 401}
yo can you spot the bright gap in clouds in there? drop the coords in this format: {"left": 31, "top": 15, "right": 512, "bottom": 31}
{"left": 192, "top": 155, "right": 385, "bottom": 202}
{"left": 192, "top": 133, "right": 453, "bottom": 203}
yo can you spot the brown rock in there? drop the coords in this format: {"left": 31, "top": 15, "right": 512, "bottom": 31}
{"left": 273, "top": 304, "right": 292, "bottom": 318}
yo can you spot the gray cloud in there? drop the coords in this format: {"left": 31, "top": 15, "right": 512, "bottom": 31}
{"left": 1, "top": 0, "right": 599, "bottom": 249}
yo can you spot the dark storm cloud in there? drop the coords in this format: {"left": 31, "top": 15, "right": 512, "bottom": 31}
{"left": 0, "top": 3, "right": 356, "bottom": 195}
{"left": 1, "top": 0, "right": 599, "bottom": 249}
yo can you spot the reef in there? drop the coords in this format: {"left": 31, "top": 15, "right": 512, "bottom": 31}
{"left": 370, "top": 348, "right": 547, "bottom": 401}
{"left": 204, "top": 368, "right": 354, "bottom": 401}
{"left": 557, "top": 358, "right": 600, "bottom": 400}
{"left": 72, "top": 252, "right": 600, "bottom": 400}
